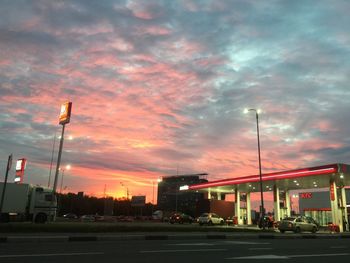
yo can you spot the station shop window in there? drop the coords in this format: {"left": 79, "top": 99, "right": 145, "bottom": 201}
{"left": 304, "top": 210, "right": 332, "bottom": 226}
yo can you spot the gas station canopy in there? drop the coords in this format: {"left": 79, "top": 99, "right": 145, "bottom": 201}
{"left": 188, "top": 163, "right": 350, "bottom": 194}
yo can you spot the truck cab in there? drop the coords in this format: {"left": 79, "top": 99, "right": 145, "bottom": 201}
{"left": 0, "top": 183, "right": 57, "bottom": 223}
{"left": 30, "top": 186, "right": 57, "bottom": 223}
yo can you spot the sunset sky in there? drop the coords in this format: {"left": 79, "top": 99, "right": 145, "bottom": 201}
{"left": 1, "top": 0, "right": 350, "bottom": 204}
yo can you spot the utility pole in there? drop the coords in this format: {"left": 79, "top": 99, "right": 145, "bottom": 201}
{"left": 0, "top": 154, "right": 12, "bottom": 220}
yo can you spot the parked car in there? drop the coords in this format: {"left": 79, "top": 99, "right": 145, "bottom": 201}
{"left": 304, "top": 216, "right": 320, "bottom": 227}
{"left": 80, "top": 214, "right": 96, "bottom": 222}
{"left": 198, "top": 213, "right": 224, "bottom": 226}
{"left": 169, "top": 213, "right": 194, "bottom": 224}
{"left": 62, "top": 213, "right": 78, "bottom": 219}
{"left": 116, "top": 215, "right": 134, "bottom": 222}
{"left": 152, "top": 210, "right": 163, "bottom": 221}
{"left": 278, "top": 216, "right": 318, "bottom": 233}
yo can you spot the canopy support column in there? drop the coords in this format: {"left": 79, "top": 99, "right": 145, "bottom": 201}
{"left": 273, "top": 185, "right": 281, "bottom": 222}
{"left": 217, "top": 193, "right": 222, "bottom": 200}
{"left": 285, "top": 190, "right": 291, "bottom": 217}
{"left": 207, "top": 188, "right": 211, "bottom": 200}
{"left": 246, "top": 192, "right": 252, "bottom": 225}
{"left": 340, "top": 186, "right": 348, "bottom": 231}
{"left": 330, "top": 180, "right": 342, "bottom": 232}
{"left": 235, "top": 189, "right": 241, "bottom": 225}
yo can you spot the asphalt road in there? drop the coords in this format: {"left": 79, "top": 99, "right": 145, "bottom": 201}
{"left": 0, "top": 238, "right": 349, "bottom": 263}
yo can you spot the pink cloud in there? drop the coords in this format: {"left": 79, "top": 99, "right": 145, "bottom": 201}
{"left": 127, "top": 2, "right": 164, "bottom": 20}
{"left": 136, "top": 25, "right": 172, "bottom": 36}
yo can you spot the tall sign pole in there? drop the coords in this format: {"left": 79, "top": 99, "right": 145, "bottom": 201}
{"left": 0, "top": 154, "right": 13, "bottom": 219}
{"left": 50, "top": 102, "right": 72, "bottom": 221}
{"left": 52, "top": 124, "right": 66, "bottom": 194}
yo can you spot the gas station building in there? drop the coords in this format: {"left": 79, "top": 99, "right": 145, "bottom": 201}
{"left": 184, "top": 163, "right": 350, "bottom": 232}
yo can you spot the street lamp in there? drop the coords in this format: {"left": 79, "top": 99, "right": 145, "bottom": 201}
{"left": 120, "top": 182, "right": 129, "bottom": 200}
{"left": 244, "top": 108, "right": 265, "bottom": 229}
{"left": 60, "top": 164, "right": 71, "bottom": 194}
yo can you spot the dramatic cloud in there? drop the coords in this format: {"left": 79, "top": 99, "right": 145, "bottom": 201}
{"left": 1, "top": 0, "right": 350, "bottom": 204}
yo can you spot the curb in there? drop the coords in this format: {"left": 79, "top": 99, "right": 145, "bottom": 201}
{"left": 69, "top": 236, "right": 98, "bottom": 242}
{"left": 1, "top": 233, "right": 350, "bottom": 243}
{"left": 6, "top": 236, "right": 68, "bottom": 243}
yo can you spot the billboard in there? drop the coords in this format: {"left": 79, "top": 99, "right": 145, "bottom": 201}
{"left": 59, "top": 102, "right": 72, "bottom": 125}
{"left": 14, "top": 158, "right": 27, "bottom": 183}
{"left": 131, "top": 196, "right": 146, "bottom": 207}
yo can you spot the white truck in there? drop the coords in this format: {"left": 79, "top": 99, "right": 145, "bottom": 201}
{"left": 0, "top": 182, "right": 57, "bottom": 223}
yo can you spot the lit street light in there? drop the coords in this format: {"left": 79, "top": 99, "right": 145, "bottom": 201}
{"left": 244, "top": 108, "right": 265, "bottom": 229}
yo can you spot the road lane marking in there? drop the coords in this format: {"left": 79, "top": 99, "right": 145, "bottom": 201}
{"left": 290, "top": 253, "right": 350, "bottom": 258}
{"left": 249, "top": 250, "right": 274, "bottom": 252}
{"left": 227, "top": 254, "right": 288, "bottom": 259}
{"left": 167, "top": 243, "right": 215, "bottom": 246}
{"left": 0, "top": 252, "right": 104, "bottom": 258}
{"left": 227, "top": 253, "right": 350, "bottom": 260}
{"left": 140, "top": 248, "right": 227, "bottom": 253}
{"left": 224, "top": 241, "right": 270, "bottom": 245}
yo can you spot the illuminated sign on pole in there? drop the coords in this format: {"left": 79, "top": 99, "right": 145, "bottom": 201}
{"left": 59, "top": 102, "right": 72, "bottom": 125}
{"left": 330, "top": 182, "right": 335, "bottom": 201}
{"left": 14, "top": 158, "right": 27, "bottom": 183}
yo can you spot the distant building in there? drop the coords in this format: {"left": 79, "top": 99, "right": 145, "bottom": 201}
{"left": 157, "top": 173, "right": 208, "bottom": 216}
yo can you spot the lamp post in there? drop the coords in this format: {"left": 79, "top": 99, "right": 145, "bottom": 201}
{"left": 244, "top": 108, "right": 265, "bottom": 229}
{"left": 120, "top": 182, "right": 129, "bottom": 200}
{"left": 59, "top": 164, "right": 71, "bottom": 194}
